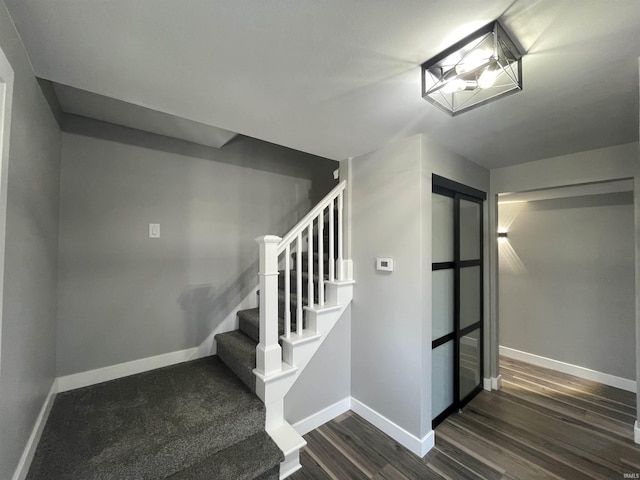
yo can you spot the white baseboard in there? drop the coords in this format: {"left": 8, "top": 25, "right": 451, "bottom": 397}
{"left": 292, "top": 397, "right": 351, "bottom": 436}
{"left": 635, "top": 421, "right": 640, "bottom": 445}
{"left": 56, "top": 287, "right": 259, "bottom": 393}
{"left": 57, "top": 347, "right": 204, "bottom": 392}
{"left": 500, "top": 346, "right": 636, "bottom": 392}
{"left": 12, "top": 380, "right": 58, "bottom": 480}
{"left": 350, "top": 397, "right": 434, "bottom": 458}
{"left": 483, "top": 375, "right": 501, "bottom": 392}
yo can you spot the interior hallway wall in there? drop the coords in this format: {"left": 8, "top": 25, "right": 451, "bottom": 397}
{"left": 499, "top": 192, "right": 635, "bottom": 380}
{"left": 0, "top": 2, "right": 62, "bottom": 478}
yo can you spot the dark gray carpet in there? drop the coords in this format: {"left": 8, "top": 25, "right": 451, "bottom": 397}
{"left": 27, "top": 356, "right": 282, "bottom": 480}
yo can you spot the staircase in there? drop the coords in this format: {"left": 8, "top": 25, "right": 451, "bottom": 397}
{"left": 25, "top": 182, "right": 352, "bottom": 480}
{"left": 215, "top": 180, "right": 354, "bottom": 478}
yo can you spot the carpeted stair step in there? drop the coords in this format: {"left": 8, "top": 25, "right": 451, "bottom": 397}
{"left": 256, "top": 289, "right": 308, "bottom": 322}
{"left": 215, "top": 330, "right": 258, "bottom": 393}
{"left": 278, "top": 269, "right": 327, "bottom": 299}
{"left": 237, "top": 308, "right": 300, "bottom": 344}
{"left": 167, "top": 430, "right": 283, "bottom": 480}
{"left": 26, "top": 357, "right": 274, "bottom": 480}
{"left": 294, "top": 251, "right": 331, "bottom": 275}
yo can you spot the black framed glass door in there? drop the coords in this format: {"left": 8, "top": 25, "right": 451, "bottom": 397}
{"left": 431, "top": 174, "right": 485, "bottom": 427}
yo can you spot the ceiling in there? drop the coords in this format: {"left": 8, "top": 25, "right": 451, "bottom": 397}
{"left": 4, "top": 0, "right": 640, "bottom": 169}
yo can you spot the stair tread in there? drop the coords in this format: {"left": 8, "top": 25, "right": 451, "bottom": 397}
{"left": 167, "top": 430, "right": 283, "bottom": 480}
{"left": 238, "top": 307, "right": 300, "bottom": 343}
{"left": 215, "top": 330, "right": 258, "bottom": 393}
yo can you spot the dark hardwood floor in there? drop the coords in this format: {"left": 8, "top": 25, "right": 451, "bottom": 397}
{"left": 290, "top": 356, "right": 640, "bottom": 480}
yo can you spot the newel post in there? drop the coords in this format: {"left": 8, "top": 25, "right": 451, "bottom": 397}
{"left": 255, "top": 235, "right": 282, "bottom": 376}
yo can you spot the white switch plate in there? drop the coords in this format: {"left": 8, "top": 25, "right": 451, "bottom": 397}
{"left": 376, "top": 257, "right": 394, "bottom": 271}
{"left": 149, "top": 223, "right": 160, "bottom": 238}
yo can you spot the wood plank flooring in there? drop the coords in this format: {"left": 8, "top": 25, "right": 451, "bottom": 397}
{"left": 290, "top": 357, "right": 639, "bottom": 479}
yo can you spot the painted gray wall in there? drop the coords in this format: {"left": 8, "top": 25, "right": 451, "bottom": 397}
{"left": 57, "top": 127, "right": 337, "bottom": 376}
{"left": 284, "top": 305, "right": 350, "bottom": 424}
{"left": 0, "top": 2, "right": 62, "bottom": 478}
{"left": 499, "top": 193, "right": 635, "bottom": 379}
{"left": 351, "top": 136, "right": 424, "bottom": 437}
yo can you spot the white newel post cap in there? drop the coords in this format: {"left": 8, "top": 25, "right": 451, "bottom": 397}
{"left": 255, "top": 235, "right": 282, "bottom": 244}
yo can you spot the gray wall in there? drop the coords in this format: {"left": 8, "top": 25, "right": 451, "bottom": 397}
{"left": 0, "top": 2, "right": 62, "bottom": 478}
{"left": 499, "top": 192, "right": 635, "bottom": 380}
{"left": 284, "top": 305, "right": 350, "bottom": 424}
{"left": 57, "top": 126, "right": 337, "bottom": 376}
{"left": 351, "top": 136, "right": 424, "bottom": 437}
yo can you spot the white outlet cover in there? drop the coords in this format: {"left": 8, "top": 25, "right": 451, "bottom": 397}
{"left": 149, "top": 223, "right": 160, "bottom": 238}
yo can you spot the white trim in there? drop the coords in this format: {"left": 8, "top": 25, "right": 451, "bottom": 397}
{"left": 0, "top": 45, "right": 15, "bottom": 376}
{"left": 500, "top": 346, "right": 636, "bottom": 392}
{"left": 634, "top": 421, "right": 640, "bottom": 445}
{"left": 491, "top": 375, "right": 502, "bottom": 391}
{"left": 483, "top": 378, "right": 492, "bottom": 391}
{"left": 292, "top": 397, "right": 351, "bottom": 436}
{"left": 350, "top": 397, "right": 434, "bottom": 457}
{"left": 12, "top": 380, "right": 57, "bottom": 480}
{"left": 57, "top": 348, "right": 203, "bottom": 392}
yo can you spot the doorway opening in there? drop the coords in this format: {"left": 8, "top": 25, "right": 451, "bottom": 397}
{"left": 497, "top": 179, "right": 636, "bottom": 393}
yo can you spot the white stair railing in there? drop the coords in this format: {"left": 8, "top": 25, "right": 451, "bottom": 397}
{"left": 255, "top": 180, "right": 346, "bottom": 376}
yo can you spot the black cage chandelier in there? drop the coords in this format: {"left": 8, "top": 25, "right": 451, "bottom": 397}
{"left": 421, "top": 21, "right": 524, "bottom": 116}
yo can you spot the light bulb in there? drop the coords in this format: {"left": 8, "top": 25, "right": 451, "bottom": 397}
{"left": 477, "top": 67, "right": 498, "bottom": 89}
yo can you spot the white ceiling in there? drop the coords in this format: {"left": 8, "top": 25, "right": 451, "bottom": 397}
{"left": 5, "top": 0, "right": 640, "bottom": 168}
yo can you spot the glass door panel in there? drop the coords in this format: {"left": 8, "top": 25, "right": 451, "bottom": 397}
{"left": 459, "top": 266, "right": 481, "bottom": 330}
{"left": 432, "top": 341, "right": 454, "bottom": 420}
{"left": 459, "top": 329, "right": 481, "bottom": 400}
{"left": 459, "top": 199, "right": 481, "bottom": 261}
{"left": 432, "top": 269, "right": 454, "bottom": 340}
{"left": 432, "top": 193, "right": 454, "bottom": 263}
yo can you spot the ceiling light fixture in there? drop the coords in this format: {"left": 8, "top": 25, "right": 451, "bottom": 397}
{"left": 421, "top": 21, "right": 524, "bottom": 116}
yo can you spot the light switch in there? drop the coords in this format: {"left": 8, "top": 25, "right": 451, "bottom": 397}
{"left": 149, "top": 223, "right": 160, "bottom": 238}
{"left": 376, "top": 257, "right": 394, "bottom": 272}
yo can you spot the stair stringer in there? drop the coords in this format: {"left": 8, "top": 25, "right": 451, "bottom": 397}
{"left": 253, "top": 279, "right": 354, "bottom": 479}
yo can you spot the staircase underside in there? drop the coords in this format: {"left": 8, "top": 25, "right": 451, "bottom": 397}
{"left": 27, "top": 357, "right": 283, "bottom": 480}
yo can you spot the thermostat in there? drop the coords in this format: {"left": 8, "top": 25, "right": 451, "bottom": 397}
{"left": 376, "top": 258, "right": 394, "bottom": 272}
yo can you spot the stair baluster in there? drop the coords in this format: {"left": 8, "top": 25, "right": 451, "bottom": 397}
{"left": 329, "top": 200, "right": 335, "bottom": 282}
{"left": 338, "top": 190, "right": 344, "bottom": 280}
{"left": 284, "top": 244, "right": 291, "bottom": 340}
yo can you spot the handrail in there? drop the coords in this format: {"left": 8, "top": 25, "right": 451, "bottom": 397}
{"left": 277, "top": 180, "right": 346, "bottom": 254}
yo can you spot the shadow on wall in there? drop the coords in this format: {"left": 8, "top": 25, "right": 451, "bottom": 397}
{"left": 176, "top": 196, "right": 316, "bottom": 353}
{"left": 178, "top": 258, "right": 259, "bottom": 351}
